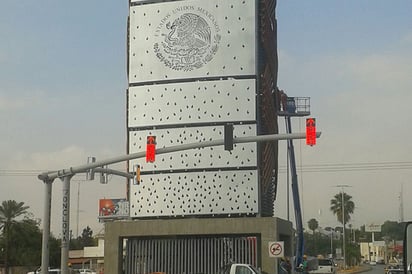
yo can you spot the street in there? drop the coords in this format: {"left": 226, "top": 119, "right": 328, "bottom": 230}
{"left": 341, "top": 263, "right": 385, "bottom": 274}
{"left": 367, "top": 264, "right": 385, "bottom": 274}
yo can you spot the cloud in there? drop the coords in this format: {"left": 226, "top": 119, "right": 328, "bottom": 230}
{"left": 348, "top": 53, "right": 412, "bottom": 92}
{"left": 277, "top": 40, "right": 412, "bottom": 228}
{"left": 0, "top": 94, "right": 29, "bottom": 110}
{"left": 401, "top": 31, "right": 412, "bottom": 45}
{"left": 0, "top": 144, "right": 127, "bottom": 235}
{"left": 279, "top": 48, "right": 412, "bottom": 132}
{"left": 5, "top": 144, "right": 125, "bottom": 172}
{"left": 0, "top": 89, "right": 49, "bottom": 111}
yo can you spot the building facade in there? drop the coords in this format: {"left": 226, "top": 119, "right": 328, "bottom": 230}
{"left": 105, "top": 1, "right": 288, "bottom": 273}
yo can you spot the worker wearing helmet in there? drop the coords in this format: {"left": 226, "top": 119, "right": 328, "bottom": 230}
{"left": 302, "top": 255, "right": 308, "bottom": 273}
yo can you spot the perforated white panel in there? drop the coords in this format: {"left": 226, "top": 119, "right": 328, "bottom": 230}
{"left": 130, "top": 170, "right": 258, "bottom": 217}
{"left": 128, "top": 79, "right": 256, "bottom": 127}
{"left": 129, "top": 0, "right": 257, "bottom": 83}
{"left": 129, "top": 124, "right": 257, "bottom": 171}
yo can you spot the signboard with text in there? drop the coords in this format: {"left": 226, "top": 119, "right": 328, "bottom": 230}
{"left": 98, "top": 199, "right": 129, "bottom": 221}
{"left": 365, "top": 223, "right": 382, "bottom": 233}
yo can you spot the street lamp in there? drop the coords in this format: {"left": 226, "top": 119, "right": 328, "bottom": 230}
{"left": 330, "top": 230, "right": 333, "bottom": 258}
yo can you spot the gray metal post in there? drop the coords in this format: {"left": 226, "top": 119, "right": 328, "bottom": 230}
{"left": 330, "top": 231, "right": 333, "bottom": 258}
{"left": 342, "top": 190, "right": 346, "bottom": 269}
{"left": 61, "top": 176, "right": 72, "bottom": 274}
{"left": 41, "top": 179, "right": 53, "bottom": 274}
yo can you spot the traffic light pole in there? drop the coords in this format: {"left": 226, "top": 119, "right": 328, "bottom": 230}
{"left": 38, "top": 132, "right": 321, "bottom": 274}
{"left": 40, "top": 179, "right": 53, "bottom": 274}
{"left": 40, "top": 168, "right": 133, "bottom": 274}
{"left": 61, "top": 175, "right": 72, "bottom": 273}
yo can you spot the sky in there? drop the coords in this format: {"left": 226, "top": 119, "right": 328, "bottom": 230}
{"left": 1, "top": 1, "right": 412, "bottom": 237}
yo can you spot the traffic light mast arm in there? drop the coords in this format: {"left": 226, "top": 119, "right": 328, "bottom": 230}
{"left": 38, "top": 132, "right": 321, "bottom": 181}
{"left": 38, "top": 131, "right": 321, "bottom": 274}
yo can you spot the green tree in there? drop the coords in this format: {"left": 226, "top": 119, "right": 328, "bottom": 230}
{"left": 70, "top": 226, "right": 96, "bottom": 250}
{"left": 11, "top": 218, "right": 41, "bottom": 266}
{"left": 346, "top": 242, "right": 361, "bottom": 266}
{"left": 308, "top": 218, "right": 319, "bottom": 234}
{"left": 330, "top": 192, "right": 355, "bottom": 225}
{"left": 308, "top": 218, "right": 319, "bottom": 255}
{"left": 330, "top": 192, "right": 355, "bottom": 266}
{"left": 0, "top": 200, "right": 29, "bottom": 272}
{"left": 381, "top": 221, "right": 405, "bottom": 241}
{"left": 49, "top": 234, "right": 61, "bottom": 268}
{"left": 80, "top": 226, "right": 95, "bottom": 247}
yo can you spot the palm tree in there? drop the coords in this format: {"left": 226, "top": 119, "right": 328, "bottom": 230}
{"left": 308, "top": 218, "right": 319, "bottom": 234}
{"left": 308, "top": 218, "right": 319, "bottom": 254}
{"left": 0, "top": 200, "right": 29, "bottom": 272}
{"left": 330, "top": 192, "right": 355, "bottom": 225}
{"left": 331, "top": 192, "right": 354, "bottom": 267}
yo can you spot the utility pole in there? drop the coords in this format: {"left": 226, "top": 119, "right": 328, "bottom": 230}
{"left": 399, "top": 183, "right": 404, "bottom": 223}
{"left": 330, "top": 229, "right": 333, "bottom": 258}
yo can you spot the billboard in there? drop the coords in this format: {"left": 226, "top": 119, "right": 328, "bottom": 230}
{"left": 98, "top": 199, "right": 129, "bottom": 220}
{"left": 365, "top": 223, "right": 382, "bottom": 233}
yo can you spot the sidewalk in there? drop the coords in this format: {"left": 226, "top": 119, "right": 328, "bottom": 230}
{"left": 337, "top": 265, "right": 372, "bottom": 274}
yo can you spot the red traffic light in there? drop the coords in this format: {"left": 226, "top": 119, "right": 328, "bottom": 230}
{"left": 306, "top": 118, "right": 316, "bottom": 146}
{"left": 146, "top": 136, "right": 156, "bottom": 162}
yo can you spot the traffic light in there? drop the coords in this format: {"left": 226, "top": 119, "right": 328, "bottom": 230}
{"left": 100, "top": 165, "right": 109, "bottom": 184}
{"left": 224, "top": 123, "right": 234, "bottom": 151}
{"left": 146, "top": 136, "right": 156, "bottom": 162}
{"left": 133, "top": 164, "right": 141, "bottom": 185}
{"left": 86, "top": 156, "right": 96, "bottom": 180}
{"left": 306, "top": 118, "right": 316, "bottom": 146}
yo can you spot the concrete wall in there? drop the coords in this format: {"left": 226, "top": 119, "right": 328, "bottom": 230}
{"left": 104, "top": 217, "right": 293, "bottom": 274}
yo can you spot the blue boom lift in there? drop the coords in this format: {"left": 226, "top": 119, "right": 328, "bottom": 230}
{"left": 277, "top": 92, "right": 311, "bottom": 271}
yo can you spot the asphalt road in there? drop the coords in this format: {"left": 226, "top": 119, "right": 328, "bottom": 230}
{"left": 338, "top": 263, "right": 383, "bottom": 274}
{"left": 367, "top": 264, "right": 385, "bottom": 274}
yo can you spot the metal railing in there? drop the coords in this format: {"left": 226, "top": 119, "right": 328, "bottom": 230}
{"left": 124, "top": 236, "right": 258, "bottom": 274}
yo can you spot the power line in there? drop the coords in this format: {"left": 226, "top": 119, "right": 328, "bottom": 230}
{"left": 1, "top": 160, "right": 412, "bottom": 176}
{"left": 279, "top": 161, "right": 412, "bottom": 173}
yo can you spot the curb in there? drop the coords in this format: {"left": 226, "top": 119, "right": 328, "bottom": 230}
{"left": 337, "top": 266, "right": 372, "bottom": 274}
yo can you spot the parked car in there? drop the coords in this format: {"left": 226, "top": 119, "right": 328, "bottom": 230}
{"left": 387, "top": 268, "right": 403, "bottom": 274}
{"left": 385, "top": 265, "right": 402, "bottom": 274}
{"left": 78, "top": 269, "right": 97, "bottom": 274}
{"left": 27, "top": 268, "right": 61, "bottom": 274}
{"left": 217, "top": 263, "right": 261, "bottom": 274}
{"left": 27, "top": 268, "right": 40, "bottom": 274}
{"left": 309, "top": 259, "right": 336, "bottom": 274}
